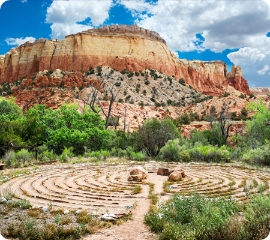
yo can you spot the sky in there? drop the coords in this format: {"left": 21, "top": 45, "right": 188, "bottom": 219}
{"left": 0, "top": 0, "right": 270, "bottom": 87}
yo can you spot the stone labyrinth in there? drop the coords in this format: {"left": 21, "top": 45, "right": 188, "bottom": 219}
{"left": 1, "top": 162, "right": 270, "bottom": 214}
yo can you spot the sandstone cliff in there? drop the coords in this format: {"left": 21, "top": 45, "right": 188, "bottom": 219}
{"left": 0, "top": 25, "right": 250, "bottom": 96}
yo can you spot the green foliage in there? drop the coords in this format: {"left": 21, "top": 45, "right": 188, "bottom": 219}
{"left": 145, "top": 194, "right": 239, "bottom": 240}
{"left": 173, "top": 113, "right": 191, "bottom": 127}
{"left": 16, "top": 149, "right": 31, "bottom": 162}
{"left": 0, "top": 97, "right": 22, "bottom": 120}
{"left": 3, "top": 150, "right": 16, "bottom": 166}
{"left": 239, "top": 93, "right": 246, "bottom": 99}
{"left": 245, "top": 100, "right": 270, "bottom": 147}
{"left": 59, "top": 147, "right": 74, "bottom": 162}
{"left": 241, "top": 194, "right": 270, "bottom": 239}
{"left": 208, "top": 124, "right": 228, "bottom": 146}
{"left": 138, "top": 118, "right": 180, "bottom": 157}
{"left": 189, "top": 144, "right": 230, "bottom": 163}
{"left": 158, "top": 138, "right": 190, "bottom": 162}
{"left": 189, "top": 129, "right": 209, "bottom": 146}
{"left": 37, "top": 145, "right": 56, "bottom": 161}
{"left": 179, "top": 78, "right": 185, "bottom": 85}
{"left": 22, "top": 104, "right": 109, "bottom": 155}
{"left": 242, "top": 142, "right": 270, "bottom": 166}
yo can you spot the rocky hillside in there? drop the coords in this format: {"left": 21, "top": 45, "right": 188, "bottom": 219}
{"left": 0, "top": 25, "right": 250, "bottom": 96}
{"left": 250, "top": 87, "right": 270, "bottom": 96}
{"left": 0, "top": 66, "right": 209, "bottom": 110}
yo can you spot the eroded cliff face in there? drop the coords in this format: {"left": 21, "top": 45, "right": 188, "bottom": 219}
{"left": 0, "top": 25, "right": 250, "bottom": 95}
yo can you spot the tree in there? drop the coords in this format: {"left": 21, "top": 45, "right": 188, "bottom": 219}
{"left": 0, "top": 97, "right": 22, "bottom": 120}
{"left": 80, "top": 74, "right": 120, "bottom": 129}
{"left": 245, "top": 100, "right": 270, "bottom": 148}
{"left": 0, "top": 98, "right": 24, "bottom": 155}
{"left": 206, "top": 104, "right": 232, "bottom": 146}
{"left": 23, "top": 103, "right": 110, "bottom": 155}
{"left": 138, "top": 118, "right": 180, "bottom": 157}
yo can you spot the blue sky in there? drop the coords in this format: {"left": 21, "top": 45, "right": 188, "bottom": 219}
{"left": 0, "top": 0, "right": 270, "bottom": 87}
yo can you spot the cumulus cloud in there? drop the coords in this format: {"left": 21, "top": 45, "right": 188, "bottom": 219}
{"left": 228, "top": 36, "right": 270, "bottom": 86}
{"left": 50, "top": 23, "right": 91, "bottom": 39}
{"left": 46, "top": 0, "right": 113, "bottom": 39}
{"left": 119, "top": 0, "right": 270, "bottom": 52}
{"left": 258, "top": 65, "right": 270, "bottom": 75}
{"left": 119, "top": 0, "right": 270, "bottom": 86}
{"left": 5, "top": 37, "right": 36, "bottom": 46}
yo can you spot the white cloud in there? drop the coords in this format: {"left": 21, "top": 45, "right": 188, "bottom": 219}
{"left": 21, "top": 0, "right": 27, "bottom": 3}
{"left": 50, "top": 23, "right": 91, "bottom": 39}
{"left": 119, "top": 0, "right": 270, "bottom": 53}
{"left": 119, "top": 0, "right": 270, "bottom": 86}
{"left": 46, "top": 0, "right": 112, "bottom": 39}
{"left": 5, "top": 37, "right": 36, "bottom": 46}
{"left": 228, "top": 36, "right": 270, "bottom": 86}
{"left": 258, "top": 65, "right": 270, "bottom": 75}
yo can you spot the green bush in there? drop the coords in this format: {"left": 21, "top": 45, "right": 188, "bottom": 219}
{"left": 59, "top": 147, "right": 74, "bottom": 162}
{"left": 240, "top": 194, "right": 270, "bottom": 239}
{"left": 145, "top": 194, "right": 240, "bottom": 240}
{"left": 138, "top": 118, "right": 180, "bottom": 157}
{"left": 189, "top": 144, "right": 230, "bottom": 163}
{"left": 38, "top": 147, "right": 56, "bottom": 162}
{"left": 158, "top": 139, "right": 182, "bottom": 162}
{"left": 242, "top": 143, "right": 270, "bottom": 165}
{"left": 3, "top": 150, "right": 16, "bottom": 166}
{"left": 16, "top": 149, "right": 31, "bottom": 162}
{"left": 189, "top": 129, "right": 209, "bottom": 146}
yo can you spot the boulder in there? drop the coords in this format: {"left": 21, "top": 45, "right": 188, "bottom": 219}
{"left": 157, "top": 167, "right": 171, "bottom": 176}
{"left": 168, "top": 169, "right": 186, "bottom": 181}
{"left": 168, "top": 171, "right": 183, "bottom": 181}
{"left": 170, "top": 168, "right": 186, "bottom": 177}
{"left": 128, "top": 166, "right": 147, "bottom": 182}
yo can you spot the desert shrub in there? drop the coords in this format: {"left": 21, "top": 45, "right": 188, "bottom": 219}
{"left": 179, "top": 78, "right": 185, "bottom": 85}
{"left": 138, "top": 118, "right": 180, "bottom": 157}
{"left": 10, "top": 199, "right": 31, "bottom": 209}
{"left": 188, "top": 144, "right": 230, "bottom": 162}
{"left": 59, "top": 147, "right": 74, "bottom": 162}
{"left": 241, "top": 143, "right": 270, "bottom": 166}
{"left": 158, "top": 139, "right": 182, "bottom": 162}
{"left": 239, "top": 93, "right": 246, "bottom": 99}
{"left": 39, "top": 149, "right": 56, "bottom": 162}
{"left": 240, "top": 194, "right": 270, "bottom": 240}
{"left": 16, "top": 149, "right": 31, "bottom": 162}
{"left": 145, "top": 193, "right": 240, "bottom": 240}
{"left": 173, "top": 113, "right": 191, "bottom": 127}
{"left": 130, "top": 151, "right": 147, "bottom": 161}
{"left": 3, "top": 150, "right": 16, "bottom": 166}
{"left": 189, "top": 129, "right": 209, "bottom": 146}
{"left": 178, "top": 150, "right": 191, "bottom": 162}
{"left": 245, "top": 101, "right": 270, "bottom": 148}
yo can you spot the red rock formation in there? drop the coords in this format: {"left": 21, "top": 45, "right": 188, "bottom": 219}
{"left": 0, "top": 25, "right": 250, "bottom": 96}
{"left": 226, "top": 66, "right": 250, "bottom": 95}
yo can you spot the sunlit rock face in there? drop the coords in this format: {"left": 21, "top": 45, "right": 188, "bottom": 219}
{"left": 0, "top": 25, "right": 250, "bottom": 96}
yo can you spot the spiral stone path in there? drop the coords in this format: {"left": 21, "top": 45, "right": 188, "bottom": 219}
{"left": 1, "top": 161, "right": 270, "bottom": 239}
{"left": 1, "top": 162, "right": 270, "bottom": 212}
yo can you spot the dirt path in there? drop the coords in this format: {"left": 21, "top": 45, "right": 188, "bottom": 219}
{"left": 82, "top": 183, "right": 157, "bottom": 240}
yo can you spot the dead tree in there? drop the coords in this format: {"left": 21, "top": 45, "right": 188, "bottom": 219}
{"left": 100, "top": 83, "right": 120, "bottom": 129}
{"left": 219, "top": 105, "right": 232, "bottom": 140}
{"left": 80, "top": 77, "right": 120, "bottom": 129}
